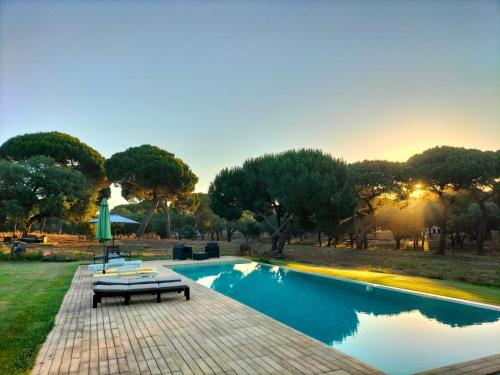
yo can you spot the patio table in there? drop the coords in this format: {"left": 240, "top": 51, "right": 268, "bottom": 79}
{"left": 192, "top": 252, "right": 209, "bottom": 260}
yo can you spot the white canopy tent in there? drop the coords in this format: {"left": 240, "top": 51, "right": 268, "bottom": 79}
{"left": 87, "top": 214, "right": 139, "bottom": 245}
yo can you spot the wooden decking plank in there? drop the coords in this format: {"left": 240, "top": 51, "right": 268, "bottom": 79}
{"left": 32, "top": 259, "right": 397, "bottom": 375}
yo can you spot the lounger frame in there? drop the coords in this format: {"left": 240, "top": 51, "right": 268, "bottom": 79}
{"left": 92, "top": 284, "right": 190, "bottom": 308}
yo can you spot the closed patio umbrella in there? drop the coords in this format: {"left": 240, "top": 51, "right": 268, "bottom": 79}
{"left": 96, "top": 198, "right": 112, "bottom": 273}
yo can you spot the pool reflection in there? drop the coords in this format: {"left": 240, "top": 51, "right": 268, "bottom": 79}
{"left": 173, "top": 261, "right": 500, "bottom": 374}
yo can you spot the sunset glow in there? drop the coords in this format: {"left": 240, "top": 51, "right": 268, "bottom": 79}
{"left": 1, "top": 1, "right": 498, "bottom": 193}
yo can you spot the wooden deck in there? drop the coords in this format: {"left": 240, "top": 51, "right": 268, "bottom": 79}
{"left": 415, "top": 354, "right": 500, "bottom": 375}
{"left": 32, "top": 259, "right": 500, "bottom": 375}
{"left": 32, "top": 260, "right": 383, "bottom": 375}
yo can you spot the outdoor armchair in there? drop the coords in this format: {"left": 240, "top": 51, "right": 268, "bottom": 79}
{"left": 173, "top": 244, "right": 193, "bottom": 260}
{"left": 205, "top": 242, "right": 220, "bottom": 258}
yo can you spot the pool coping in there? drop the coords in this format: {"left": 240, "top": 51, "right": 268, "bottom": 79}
{"left": 167, "top": 256, "right": 500, "bottom": 311}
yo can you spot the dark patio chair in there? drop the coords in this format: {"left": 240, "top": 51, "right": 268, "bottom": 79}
{"left": 173, "top": 244, "right": 193, "bottom": 260}
{"left": 106, "top": 245, "right": 132, "bottom": 259}
{"left": 205, "top": 242, "right": 220, "bottom": 258}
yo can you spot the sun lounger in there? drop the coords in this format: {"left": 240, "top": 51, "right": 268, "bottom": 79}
{"left": 91, "top": 266, "right": 158, "bottom": 278}
{"left": 93, "top": 275, "right": 181, "bottom": 285}
{"left": 88, "top": 259, "right": 142, "bottom": 273}
{"left": 92, "top": 281, "right": 190, "bottom": 308}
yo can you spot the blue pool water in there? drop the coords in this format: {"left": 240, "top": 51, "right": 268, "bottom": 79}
{"left": 171, "top": 261, "right": 500, "bottom": 374}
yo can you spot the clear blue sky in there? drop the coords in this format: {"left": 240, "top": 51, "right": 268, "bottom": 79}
{"left": 1, "top": 0, "right": 499, "bottom": 207}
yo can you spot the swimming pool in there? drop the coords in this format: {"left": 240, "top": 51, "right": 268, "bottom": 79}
{"left": 170, "top": 261, "right": 500, "bottom": 374}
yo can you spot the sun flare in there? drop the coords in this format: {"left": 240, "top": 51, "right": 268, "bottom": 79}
{"left": 410, "top": 183, "right": 425, "bottom": 199}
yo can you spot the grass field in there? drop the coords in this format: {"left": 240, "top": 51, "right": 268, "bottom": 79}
{"left": 0, "top": 236, "right": 242, "bottom": 262}
{"left": 280, "top": 244, "right": 500, "bottom": 286}
{"left": 256, "top": 258, "right": 500, "bottom": 306}
{"left": 0, "top": 262, "right": 78, "bottom": 374}
{"left": 3, "top": 234, "right": 499, "bottom": 286}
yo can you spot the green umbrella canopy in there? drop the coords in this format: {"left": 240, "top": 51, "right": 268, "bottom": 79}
{"left": 96, "top": 198, "right": 112, "bottom": 243}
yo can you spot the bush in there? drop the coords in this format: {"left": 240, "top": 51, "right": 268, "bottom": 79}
{"left": 239, "top": 240, "right": 270, "bottom": 257}
{"left": 180, "top": 225, "right": 197, "bottom": 240}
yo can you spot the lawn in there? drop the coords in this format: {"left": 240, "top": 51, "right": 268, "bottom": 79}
{"left": 257, "top": 258, "right": 500, "bottom": 306}
{"left": 281, "top": 244, "right": 500, "bottom": 286}
{"left": 0, "top": 262, "right": 78, "bottom": 375}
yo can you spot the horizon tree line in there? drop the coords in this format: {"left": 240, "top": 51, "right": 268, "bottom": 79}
{"left": 0, "top": 131, "right": 498, "bottom": 255}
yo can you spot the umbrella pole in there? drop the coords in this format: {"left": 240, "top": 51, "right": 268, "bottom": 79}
{"left": 103, "top": 244, "right": 107, "bottom": 274}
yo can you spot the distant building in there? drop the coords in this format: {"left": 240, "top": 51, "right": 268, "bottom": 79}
{"left": 428, "top": 226, "right": 440, "bottom": 235}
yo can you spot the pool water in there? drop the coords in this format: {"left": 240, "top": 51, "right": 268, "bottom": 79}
{"left": 171, "top": 261, "right": 500, "bottom": 374}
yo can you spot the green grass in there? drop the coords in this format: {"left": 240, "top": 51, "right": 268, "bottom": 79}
{"left": 254, "top": 258, "right": 500, "bottom": 306}
{"left": 0, "top": 262, "right": 78, "bottom": 374}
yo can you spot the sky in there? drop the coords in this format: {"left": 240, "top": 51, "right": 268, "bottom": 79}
{"left": 1, "top": 0, "right": 499, "bottom": 208}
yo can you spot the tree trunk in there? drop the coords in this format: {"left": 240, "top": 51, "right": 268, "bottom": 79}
{"left": 348, "top": 233, "right": 355, "bottom": 248}
{"left": 437, "top": 208, "right": 448, "bottom": 255}
{"left": 165, "top": 205, "right": 171, "bottom": 239}
{"left": 355, "top": 217, "right": 373, "bottom": 249}
{"left": 476, "top": 201, "right": 490, "bottom": 255}
{"left": 421, "top": 232, "right": 425, "bottom": 250}
{"left": 318, "top": 231, "right": 322, "bottom": 247}
{"left": 57, "top": 218, "right": 63, "bottom": 234}
{"left": 40, "top": 217, "right": 47, "bottom": 233}
{"left": 22, "top": 214, "right": 42, "bottom": 237}
{"left": 226, "top": 227, "right": 234, "bottom": 242}
{"left": 159, "top": 200, "right": 172, "bottom": 239}
{"left": 136, "top": 198, "right": 159, "bottom": 238}
{"left": 269, "top": 211, "right": 283, "bottom": 252}
{"left": 271, "top": 235, "right": 278, "bottom": 252}
{"left": 436, "top": 194, "right": 456, "bottom": 255}
{"left": 395, "top": 237, "right": 401, "bottom": 249}
{"left": 273, "top": 219, "right": 292, "bottom": 257}
{"left": 327, "top": 235, "right": 332, "bottom": 247}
